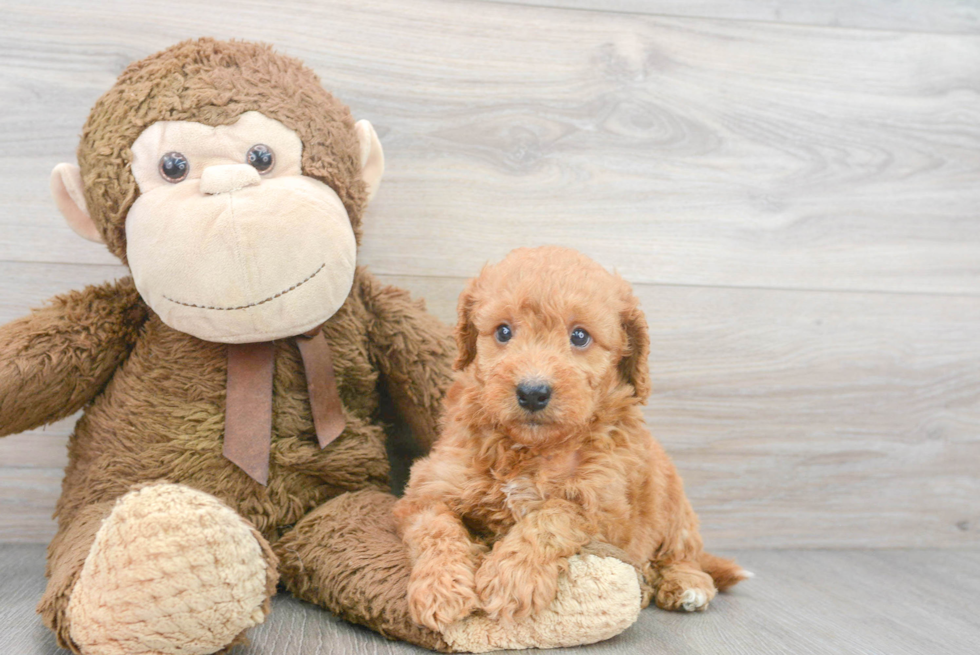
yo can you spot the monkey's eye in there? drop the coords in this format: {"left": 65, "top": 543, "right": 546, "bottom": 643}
{"left": 246, "top": 144, "right": 275, "bottom": 174}
{"left": 570, "top": 327, "right": 591, "bottom": 348}
{"left": 158, "top": 152, "right": 189, "bottom": 183}
{"left": 494, "top": 324, "right": 513, "bottom": 344}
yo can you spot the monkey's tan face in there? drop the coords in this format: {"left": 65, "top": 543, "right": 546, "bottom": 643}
{"left": 125, "top": 111, "right": 358, "bottom": 343}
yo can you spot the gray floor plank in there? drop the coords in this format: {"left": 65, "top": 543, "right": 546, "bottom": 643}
{"left": 3, "top": 544, "right": 979, "bottom": 655}
{"left": 479, "top": 1, "right": 980, "bottom": 35}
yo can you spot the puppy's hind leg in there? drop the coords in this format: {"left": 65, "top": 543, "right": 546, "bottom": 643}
{"left": 700, "top": 551, "right": 753, "bottom": 591}
{"left": 647, "top": 560, "right": 716, "bottom": 612}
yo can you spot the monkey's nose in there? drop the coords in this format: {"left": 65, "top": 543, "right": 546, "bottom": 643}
{"left": 516, "top": 381, "right": 552, "bottom": 413}
{"left": 200, "top": 164, "right": 261, "bottom": 195}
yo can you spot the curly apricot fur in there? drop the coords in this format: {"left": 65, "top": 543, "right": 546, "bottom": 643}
{"left": 395, "top": 246, "right": 748, "bottom": 625}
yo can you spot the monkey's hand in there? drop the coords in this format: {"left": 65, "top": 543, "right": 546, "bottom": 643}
{"left": 360, "top": 270, "right": 455, "bottom": 453}
{"left": 0, "top": 277, "right": 146, "bottom": 437}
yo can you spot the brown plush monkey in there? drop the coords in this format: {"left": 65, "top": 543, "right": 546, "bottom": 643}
{"left": 1, "top": 39, "right": 641, "bottom": 655}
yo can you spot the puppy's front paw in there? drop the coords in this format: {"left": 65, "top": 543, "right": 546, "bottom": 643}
{"left": 475, "top": 551, "right": 561, "bottom": 623}
{"left": 408, "top": 555, "right": 479, "bottom": 631}
{"left": 655, "top": 566, "right": 716, "bottom": 612}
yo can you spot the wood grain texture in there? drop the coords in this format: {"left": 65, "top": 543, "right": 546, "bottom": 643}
{"left": 3, "top": 544, "right": 980, "bottom": 655}
{"left": 1, "top": 0, "right": 979, "bottom": 548}
{"left": 3, "top": 270, "right": 978, "bottom": 547}
{"left": 481, "top": 1, "right": 980, "bottom": 35}
{"left": 2, "top": 0, "right": 980, "bottom": 294}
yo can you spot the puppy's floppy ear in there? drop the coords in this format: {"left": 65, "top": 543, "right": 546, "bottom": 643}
{"left": 619, "top": 290, "right": 651, "bottom": 400}
{"left": 454, "top": 277, "right": 480, "bottom": 371}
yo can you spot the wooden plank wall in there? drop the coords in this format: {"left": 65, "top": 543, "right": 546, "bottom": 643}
{"left": 1, "top": 0, "right": 978, "bottom": 548}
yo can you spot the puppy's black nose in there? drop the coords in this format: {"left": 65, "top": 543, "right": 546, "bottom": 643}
{"left": 516, "top": 382, "right": 552, "bottom": 412}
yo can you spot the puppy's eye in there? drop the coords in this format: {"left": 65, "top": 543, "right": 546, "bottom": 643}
{"left": 494, "top": 324, "right": 513, "bottom": 343}
{"left": 570, "top": 327, "right": 591, "bottom": 348}
{"left": 159, "top": 152, "right": 189, "bottom": 183}
{"left": 246, "top": 144, "right": 275, "bottom": 174}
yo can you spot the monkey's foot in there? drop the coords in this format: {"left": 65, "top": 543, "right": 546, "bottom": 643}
{"left": 441, "top": 553, "right": 641, "bottom": 652}
{"left": 66, "top": 483, "right": 276, "bottom": 655}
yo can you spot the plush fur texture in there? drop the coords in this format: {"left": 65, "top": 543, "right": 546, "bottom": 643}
{"left": 0, "top": 39, "right": 459, "bottom": 654}
{"left": 395, "top": 246, "right": 748, "bottom": 634}
{"left": 275, "top": 489, "right": 449, "bottom": 651}
{"left": 77, "top": 38, "right": 369, "bottom": 263}
{"left": 14, "top": 267, "right": 456, "bottom": 653}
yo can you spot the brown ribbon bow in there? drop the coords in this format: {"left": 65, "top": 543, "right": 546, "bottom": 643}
{"left": 223, "top": 327, "right": 345, "bottom": 485}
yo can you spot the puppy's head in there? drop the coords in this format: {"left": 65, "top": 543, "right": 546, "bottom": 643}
{"left": 455, "top": 246, "right": 650, "bottom": 446}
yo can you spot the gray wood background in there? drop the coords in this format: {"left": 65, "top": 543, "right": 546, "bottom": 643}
{"left": 1, "top": 0, "right": 978, "bottom": 549}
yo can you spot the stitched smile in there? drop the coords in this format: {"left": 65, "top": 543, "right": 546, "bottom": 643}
{"left": 162, "top": 263, "right": 326, "bottom": 311}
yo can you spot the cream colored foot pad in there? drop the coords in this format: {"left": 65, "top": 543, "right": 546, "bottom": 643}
{"left": 67, "top": 484, "right": 269, "bottom": 655}
{"left": 442, "top": 554, "right": 642, "bottom": 652}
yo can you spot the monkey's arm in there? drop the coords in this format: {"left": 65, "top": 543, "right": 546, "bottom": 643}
{"left": 0, "top": 277, "right": 147, "bottom": 437}
{"left": 358, "top": 270, "right": 455, "bottom": 453}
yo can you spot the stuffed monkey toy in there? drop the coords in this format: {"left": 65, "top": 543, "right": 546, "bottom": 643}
{"left": 0, "top": 39, "right": 642, "bottom": 655}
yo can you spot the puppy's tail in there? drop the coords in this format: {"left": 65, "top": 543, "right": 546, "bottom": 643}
{"left": 699, "top": 551, "right": 753, "bottom": 591}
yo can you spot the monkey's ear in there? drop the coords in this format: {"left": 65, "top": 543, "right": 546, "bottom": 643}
{"left": 355, "top": 120, "right": 385, "bottom": 204}
{"left": 51, "top": 163, "right": 102, "bottom": 243}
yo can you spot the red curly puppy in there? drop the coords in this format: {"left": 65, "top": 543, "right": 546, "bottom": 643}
{"left": 394, "top": 246, "right": 748, "bottom": 631}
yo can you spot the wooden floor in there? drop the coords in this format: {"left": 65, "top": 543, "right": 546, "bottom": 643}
{"left": 3, "top": 544, "right": 979, "bottom": 655}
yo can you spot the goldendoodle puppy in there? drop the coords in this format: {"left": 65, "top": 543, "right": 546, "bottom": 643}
{"left": 394, "top": 246, "right": 748, "bottom": 631}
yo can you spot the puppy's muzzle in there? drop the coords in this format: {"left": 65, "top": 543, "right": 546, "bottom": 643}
{"left": 516, "top": 381, "right": 552, "bottom": 413}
